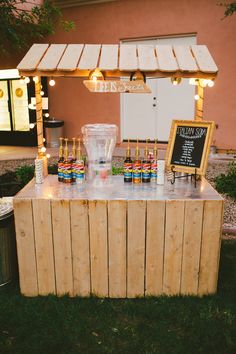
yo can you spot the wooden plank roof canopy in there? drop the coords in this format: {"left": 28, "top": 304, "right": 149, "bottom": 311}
{"left": 17, "top": 43, "right": 218, "bottom": 79}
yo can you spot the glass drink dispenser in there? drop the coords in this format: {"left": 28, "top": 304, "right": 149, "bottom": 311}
{"left": 82, "top": 124, "right": 118, "bottom": 185}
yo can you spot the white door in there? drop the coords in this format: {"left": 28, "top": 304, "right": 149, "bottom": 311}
{"left": 121, "top": 35, "right": 196, "bottom": 142}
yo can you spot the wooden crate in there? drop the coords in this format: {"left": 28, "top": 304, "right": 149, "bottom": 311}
{"left": 13, "top": 197, "right": 223, "bottom": 297}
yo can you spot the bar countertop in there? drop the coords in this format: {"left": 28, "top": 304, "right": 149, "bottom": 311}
{"left": 14, "top": 175, "right": 223, "bottom": 201}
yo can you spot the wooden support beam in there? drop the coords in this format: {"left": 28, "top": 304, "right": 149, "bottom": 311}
{"left": 195, "top": 81, "right": 204, "bottom": 121}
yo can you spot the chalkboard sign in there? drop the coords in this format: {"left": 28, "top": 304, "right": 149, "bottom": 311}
{"left": 165, "top": 120, "right": 215, "bottom": 176}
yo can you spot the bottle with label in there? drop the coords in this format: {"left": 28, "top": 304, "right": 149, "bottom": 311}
{"left": 123, "top": 139, "right": 133, "bottom": 183}
{"left": 142, "top": 139, "right": 151, "bottom": 183}
{"left": 58, "top": 137, "right": 64, "bottom": 182}
{"left": 133, "top": 140, "right": 142, "bottom": 184}
{"left": 63, "top": 138, "right": 72, "bottom": 183}
{"left": 151, "top": 139, "right": 158, "bottom": 182}
{"left": 75, "top": 138, "right": 85, "bottom": 184}
{"left": 71, "top": 137, "right": 76, "bottom": 183}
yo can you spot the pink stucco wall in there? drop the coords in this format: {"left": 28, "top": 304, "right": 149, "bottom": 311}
{"left": 46, "top": 0, "right": 236, "bottom": 149}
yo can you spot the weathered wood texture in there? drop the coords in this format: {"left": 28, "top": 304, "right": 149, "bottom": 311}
{"left": 13, "top": 198, "right": 223, "bottom": 297}
{"left": 17, "top": 43, "right": 218, "bottom": 79}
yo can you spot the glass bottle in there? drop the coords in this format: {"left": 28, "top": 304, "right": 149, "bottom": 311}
{"left": 151, "top": 139, "right": 158, "bottom": 182}
{"left": 133, "top": 140, "right": 142, "bottom": 184}
{"left": 123, "top": 139, "right": 133, "bottom": 183}
{"left": 58, "top": 137, "right": 64, "bottom": 182}
{"left": 63, "top": 138, "right": 72, "bottom": 183}
{"left": 75, "top": 138, "right": 85, "bottom": 184}
{"left": 71, "top": 137, "right": 76, "bottom": 183}
{"left": 142, "top": 139, "right": 151, "bottom": 183}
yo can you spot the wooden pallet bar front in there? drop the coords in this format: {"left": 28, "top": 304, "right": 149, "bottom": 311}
{"left": 13, "top": 176, "right": 223, "bottom": 298}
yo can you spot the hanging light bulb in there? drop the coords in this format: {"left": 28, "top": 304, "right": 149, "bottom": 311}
{"left": 202, "top": 79, "right": 208, "bottom": 87}
{"left": 46, "top": 153, "right": 51, "bottom": 159}
{"left": 189, "top": 78, "right": 198, "bottom": 85}
{"left": 44, "top": 113, "right": 49, "bottom": 118}
{"left": 40, "top": 146, "right": 46, "bottom": 153}
{"left": 24, "top": 77, "right": 30, "bottom": 84}
{"left": 28, "top": 103, "right": 34, "bottom": 109}
{"left": 49, "top": 78, "right": 55, "bottom": 86}
{"left": 29, "top": 123, "right": 35, "bottom": 129}
{"left": 43, "top": 138, "right": 46, "bottom": 142}
{"left": 194, "top": 94, "right": 200, "bottom": 100}
{"left": 171, "top": 77, "right": 182, "bottom": 85}
{"left": 20, "top": 76, "right": 25, "bottom": 85}
{"left": 207, "top": 80, "right": 214, "bottom": 87}
{"left": 33, "top": 76, "right": 39, "bottom": 83}
{"left": 40, "top": 90, "right": 45, "bottom": 96}
{"left": 88, "top": 68, "right": 104, "bottom": 81}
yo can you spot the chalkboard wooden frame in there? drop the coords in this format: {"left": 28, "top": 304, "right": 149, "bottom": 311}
{"left": 165, "top": 120, "right": 215, "bottom": 176}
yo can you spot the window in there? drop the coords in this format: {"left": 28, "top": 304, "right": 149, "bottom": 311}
{"left": 0, "top": 79, "right": 30, "bottom": 131}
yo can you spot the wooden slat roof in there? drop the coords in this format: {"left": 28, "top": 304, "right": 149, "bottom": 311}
{"left": 17, "top": 43, "right": 218, "bottom": 79}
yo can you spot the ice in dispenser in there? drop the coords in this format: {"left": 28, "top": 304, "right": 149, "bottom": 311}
{"left": 81, "top": 124, "right": 118, "bottom": 185}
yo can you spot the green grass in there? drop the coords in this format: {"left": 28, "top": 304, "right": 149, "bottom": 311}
{"left": 0, "top": 240, "right": 236, "bottom": 354}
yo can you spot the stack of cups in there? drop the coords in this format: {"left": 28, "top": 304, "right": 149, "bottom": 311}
{"left": 157, "top": 160, "right": 165, "bottom": 185}
{"left": 35, "top": 158, "right": 44, "bottom": 184}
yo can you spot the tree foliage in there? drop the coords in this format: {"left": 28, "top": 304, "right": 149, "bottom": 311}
{"left": 0, "top": 0, "right": 74, "bottom": 56}
{"left": 220, "top": 2, "right": 236, "bottom": 17}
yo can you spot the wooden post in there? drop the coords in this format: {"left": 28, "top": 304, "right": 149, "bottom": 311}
{"left": 35, "top": 77, "right": 44, "bottom": 157}
{"left": 35, "top": 77, "right": 48, "bottom": 176}
{"left": 195, "top": 80, "right": 204, "bottom": 121}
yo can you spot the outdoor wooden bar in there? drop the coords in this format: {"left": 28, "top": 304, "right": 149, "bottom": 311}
{"left": 13, "top": 175, "right": 223, "bottom": 298}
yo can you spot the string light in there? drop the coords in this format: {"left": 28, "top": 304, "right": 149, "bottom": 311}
{"left": 194, "top": 94, "right": 200, "bottom": 100}
{"left": 46, "top": 153, "right": 51, "bottom": 159}
{"left": 19, "top": 76, "right": 25, "bottom": 85}
{"left": 29, "top": 123, "right": 35, "bottom": 129}
{"left": 33, "top": 76, "right": 39, "bottom": 83}
{"left": 44, "top": 113, "right": 49, "bottom": 118}
{"left": 40, "top": 146, "right": 46, "bottom": 153}
{"left": 189, "top": 78, "right": 198, "bottom": 85}
{"left": 207, "top": 80, "right": 214, "bottom": 87}
{"left": 43, "top": 138, "right": 46, "bottom": 142}
{"left": 49, "top": 78, "right": 55, "bottom": 86}
{"left": 40, "top": 91, "right": 45, "bottom": 96}
{"left": 171, "top": 77, "right": 182, "bottom": 85}
{"left": 28, "top": 103, "right": 34, "bottom": 109}
{"left": 24, "top": 77, "right": 30, "bottom": 84}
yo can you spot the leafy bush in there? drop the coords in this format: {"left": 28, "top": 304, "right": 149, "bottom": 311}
{"left": 15, "top": 165, "right": 34, "bottom": 186}
{"left": 215, "top": 162, "right": 236, "bottom": 200}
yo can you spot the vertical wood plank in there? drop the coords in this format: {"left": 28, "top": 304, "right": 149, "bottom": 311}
{"left": 38, "top": 44, "right": 67, "bottom": 71}
{"left": 99, "top": 44, "right": 119, "bottom": 70}
{"left": 127, "top": 200, "right": 146, "bottom": 298}
{"left": 156, "top": 45, "right": 179, "bottom": 71}
{"left": 191, "top": 45, "right": 218, "bottom": 73}
{"left": 13, "top": 199, "right": 38, "bottom": 296}
{"left": 173, "top": 45, "right": 198, "bottom": 72}
{"left": 70, "top": 200, "right": 90, "bottom": 296}
{"left": 119, "top": 44, "right": 138, "bottom": 71}
{"left": 163, "top": 200, "right": 185, "bottom": 295}
{"left": 198, "top": 200, "right": 223, "bottom": 295}
{"left": 17, "top": 43, "right": 49, "bottom": 71}
{"left": 57, "top": 44, "right": 84, "bottom": 71}
{"left": 78, "top": 44, "right": 101, "bottom": 70}
{"left": 138, "top": 44, "right": 158, "bottom": 71}
{"left": 181, "top": 200, "right": 204, "bottom": 295}
{"left": 146, "top": 200, "right": 165, "bottom": 296}
{"left": 32, "top": 199, "right": 55, "bottom": 295}
{"left": 89, "top": 200, "right": 108, "bottom": 297}
{"left": 51, "top": 200, "right": 73, "bottom": 296}
{"left": 108, "top": 200, "right": 127, "bottom": 298}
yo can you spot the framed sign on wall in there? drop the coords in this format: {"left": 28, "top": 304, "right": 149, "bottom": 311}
{"left": 165, "top": 120, "right": 215, "bottom": 176}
